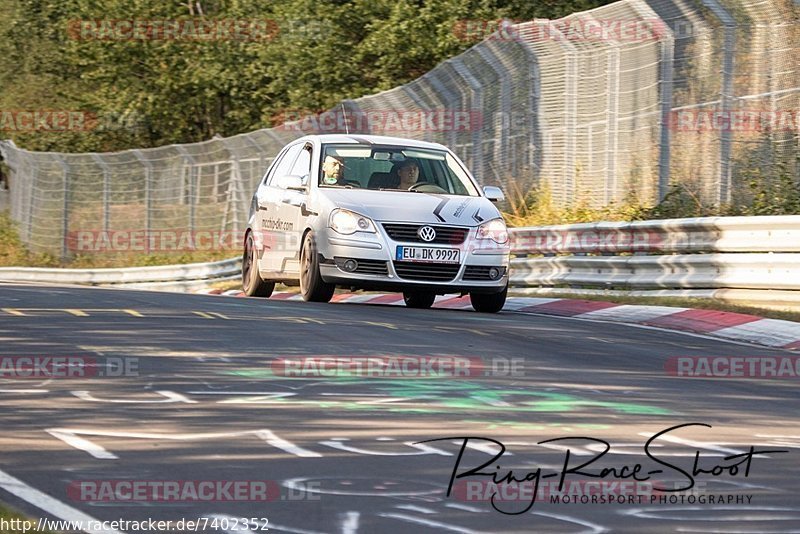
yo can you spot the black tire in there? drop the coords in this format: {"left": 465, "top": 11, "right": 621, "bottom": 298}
{"left": 403, "top": 291, "right": 436, "bottom": 309}
{"left": 242, "top": 232, "right": 275, "bottom": 297}
{"left": 470, "top": 285, "right": 507, "bottom": 313}
{"left": 300, "top": 231, "right": 335, "bottom": 303}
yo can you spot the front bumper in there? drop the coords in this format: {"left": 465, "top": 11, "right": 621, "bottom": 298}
{"left": 317, "top": 223, "right": 509, "bottom": 294}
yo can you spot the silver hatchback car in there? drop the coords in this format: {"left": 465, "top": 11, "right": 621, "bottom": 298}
{"left": 242, "top": 134, "right": 510, "bottom": 312}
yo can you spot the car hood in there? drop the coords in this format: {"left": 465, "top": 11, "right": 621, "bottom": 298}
{"left": 317, "top": 189, "right": 500, "bottom": 226}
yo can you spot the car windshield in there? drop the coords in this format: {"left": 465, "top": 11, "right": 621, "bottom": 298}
{"left": 318, "top": 144, "right": 480, "bottom": 196}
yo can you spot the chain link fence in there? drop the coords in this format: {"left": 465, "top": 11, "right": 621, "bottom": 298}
{"left": 0, "top": 0, "right": 797, "bottom": 259}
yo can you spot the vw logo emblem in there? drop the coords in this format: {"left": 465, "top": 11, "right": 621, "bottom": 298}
{"left": 418, "top": 226, "right": 436, "bottom": 242}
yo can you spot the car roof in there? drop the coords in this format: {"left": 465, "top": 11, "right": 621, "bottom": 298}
{"left": 296, "top": 134, "right": 449, "bottom": 151}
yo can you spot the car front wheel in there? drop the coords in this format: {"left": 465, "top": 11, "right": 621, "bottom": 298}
{"left": 242, "top": 232, "right": 275, "bottom": 297}
{"left": 403, "top": 291, "right": 436, "bottom": 309}
{"left": 470, "top": 285, "right": 507, "bottom": 313}
{"left": 300, "top": 231, "right": 335, "bottom": 303}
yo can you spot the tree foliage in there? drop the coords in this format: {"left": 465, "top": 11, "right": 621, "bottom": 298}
{"left": 0, "top": 0, "right": 612, "bottom": 152}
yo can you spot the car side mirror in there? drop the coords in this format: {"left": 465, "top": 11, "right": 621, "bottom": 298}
{"left": 277, "top": 174, "right": 307, "bottom": 191}
{"left": 483, "top": 185, "right": 505, "bottom": 202}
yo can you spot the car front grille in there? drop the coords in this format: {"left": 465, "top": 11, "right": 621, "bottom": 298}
{"left": 393, "top": 261, "right": 460, "bottom": 282}
{"left": 334, "top": 257, "right": 388, "bottom": 275}
{"left": 382, "top": 223, "right": 468, "bottom": 245}
{"left": 463, "top": 265, "right": 507, "bottom": 281}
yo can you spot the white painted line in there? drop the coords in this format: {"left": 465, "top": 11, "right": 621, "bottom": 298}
{"left": 443, "top": 503, "right": 488, "bottom": 513}
{"left": 713, "top": 319, "right": 800, "bottom": 347}
{"left": 532, "top": 511, "right": 608, "bottom": 533}
{"left": 637, "top": 432, "right": 744, "bottom": 455}
{"left": 378, "top": 513, "right": 478, "bottom": 533}
{"left": 577, "top": 304, "right": 689, "bottom": 323}
{"left": 0, "top": 468, "right": 124, "bottom": 534}
{"left": 340, "top": 511, "right": 359, "bottom": 534}
{"left": 46, "top": 428, "right": 322, "bottom": 459}
{"left": 394, "top": 505, "right": 436, "bottom": 514}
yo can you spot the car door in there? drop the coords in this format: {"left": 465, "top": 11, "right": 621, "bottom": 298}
{"left": 254, "top": 143, "right": 303, "bottom": 274}
{"left": 273, "top": 143, "right": 313, "bottom": 275}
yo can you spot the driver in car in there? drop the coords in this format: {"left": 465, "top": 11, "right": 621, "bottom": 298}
{"left": 393, "top": 159, "right": 421, "bottom": 190}
{"left": 321, "top": 155, "right": 346, "bottom": 185}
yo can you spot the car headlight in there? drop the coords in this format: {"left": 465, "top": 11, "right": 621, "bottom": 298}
{"left": 476, "top": 218, "right": 509, "bottom": 244}
{"left": 329, "top": 209, "right": 377, "bottom": 235}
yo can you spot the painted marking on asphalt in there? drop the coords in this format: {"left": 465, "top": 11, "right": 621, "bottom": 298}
{"left": 122, "top": 309, "right": 143, "bottom": 317}
{"left": 1, "top": 308, "right": 26, "bottom": 316}
{"left": 0, "top": 469, "right": 123, "bottom": 534}
{"left": 65, "top": 309, "right": 89, "bottom": 316}
{"left": 364, "top": 321, "right": 398, "bottom": 330}
{"left": 434, "top": 326, "right": 490, "bottom": 336}
{"left": 192, "top": 311, "right": 215, "bottom": 319}
{"left": 377, "top": 513, "right": 478, "bottom": 533}
{"left": 340, "top": 511, "right": 360, "bottom": 534}
{"left": 71, "top": 390, "right": 197, "bottom": 404}
{"left": 394, "top": 505, "right": 436, "bottom": 514}
{"left": 0, "top": 389, "right": 49, "bottom": 393}
{"left": 444, "top": 503, "right": 487, "bottom": 513}
{"left": 637, "top": 431, "right": 744, "bottom": 455}
{"left": 532, "top": 511, "right": 607, "bottom": 533}
{"left": 46, "top": 428, "right": 322, "bottom": 459}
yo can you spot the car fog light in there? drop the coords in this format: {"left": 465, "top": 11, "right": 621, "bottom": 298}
{"left": 343, "top": 259, "right": 358, "bottom": 272}
{"left": 489, "top": 267, "right": 501, "bottom": 280}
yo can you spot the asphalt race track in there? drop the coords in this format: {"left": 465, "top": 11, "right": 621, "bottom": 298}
{"left": 0, "top": 283, "right": 798, "bottom": 533}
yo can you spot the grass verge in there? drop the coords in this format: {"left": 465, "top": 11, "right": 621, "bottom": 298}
{"left": 0, "top": 503, "right": 51, "bottom": 534}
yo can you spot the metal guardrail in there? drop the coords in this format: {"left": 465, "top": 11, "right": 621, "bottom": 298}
{"left": 0, "top": 258, "right": 241, "bottom": 290}
{"left": 508, "top": 215, "right": 800, "bottom": 295}
{"left": 0, "top": 215, "right": 799, "bottom": 300}
{"left": 509, "top": 216, "right": 800, "bottom": 254}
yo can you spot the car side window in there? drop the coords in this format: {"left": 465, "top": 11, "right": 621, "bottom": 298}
{"left": 267, "top": 143, "right": 303, "bottom": 186}
{"left": 290, "top": 145, "right": 312, "bottom": 184}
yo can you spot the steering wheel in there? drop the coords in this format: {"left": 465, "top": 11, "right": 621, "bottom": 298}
{"left": 408, "top": 182, "right": 432, "bottom": 191}
{"left": 409, "top": 182, "right": 447, "bottom": 194}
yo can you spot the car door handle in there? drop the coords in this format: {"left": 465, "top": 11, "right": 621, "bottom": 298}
{"left": 258, "top": 205, "right": 269, "bottom": 211}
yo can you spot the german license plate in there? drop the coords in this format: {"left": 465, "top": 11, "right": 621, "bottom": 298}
{"left": 396, "top": 246, "right": 460, "bottom": 264}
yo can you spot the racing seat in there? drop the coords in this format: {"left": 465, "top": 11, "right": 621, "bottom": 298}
{"left": 368, "top": 171, "right": 397, "bottom": 189}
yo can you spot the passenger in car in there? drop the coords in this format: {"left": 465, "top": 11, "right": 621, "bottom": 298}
{"left": 321, "top": 155, "right": 346, "bottom": 185}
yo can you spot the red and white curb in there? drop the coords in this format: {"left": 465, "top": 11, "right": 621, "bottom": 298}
{"left": 194, "top": 289, "right": 800, "bottom": 351}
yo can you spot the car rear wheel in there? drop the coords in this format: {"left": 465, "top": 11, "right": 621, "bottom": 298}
{"left": 300, "top": 231, "right": 335, "bottom": 303}
{"left": 470, "top": 285, "right": 507, "bottom": 313}
{"left": 242, "top": 232, "right": 275, "bottom": 297}
{"left": 403, "top": 291, "right": 436, "bottom": 309}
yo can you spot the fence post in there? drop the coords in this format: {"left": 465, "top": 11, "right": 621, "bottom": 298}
{"left": 476, "top": 44, "right": 510, "bottom": 181}
{"left": 450, "top": 57, "right": 485, "bottom": 183}
{"left": 702, "top": 0, "right": 737, "bottom": 204}
{"left": 133, "top": 150, "right": 152, "bottom": 239}
{"left": 90, "top": 154, "right": 110, "bottom": 233}
{"left": 174, "top": 146, "right": 197, "bottom": 232}
{"left": 57, "top": 156, "right": 70, "bottom": 261}
{"left": 657, "top": 23, "right": 675, "bottom": 202}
